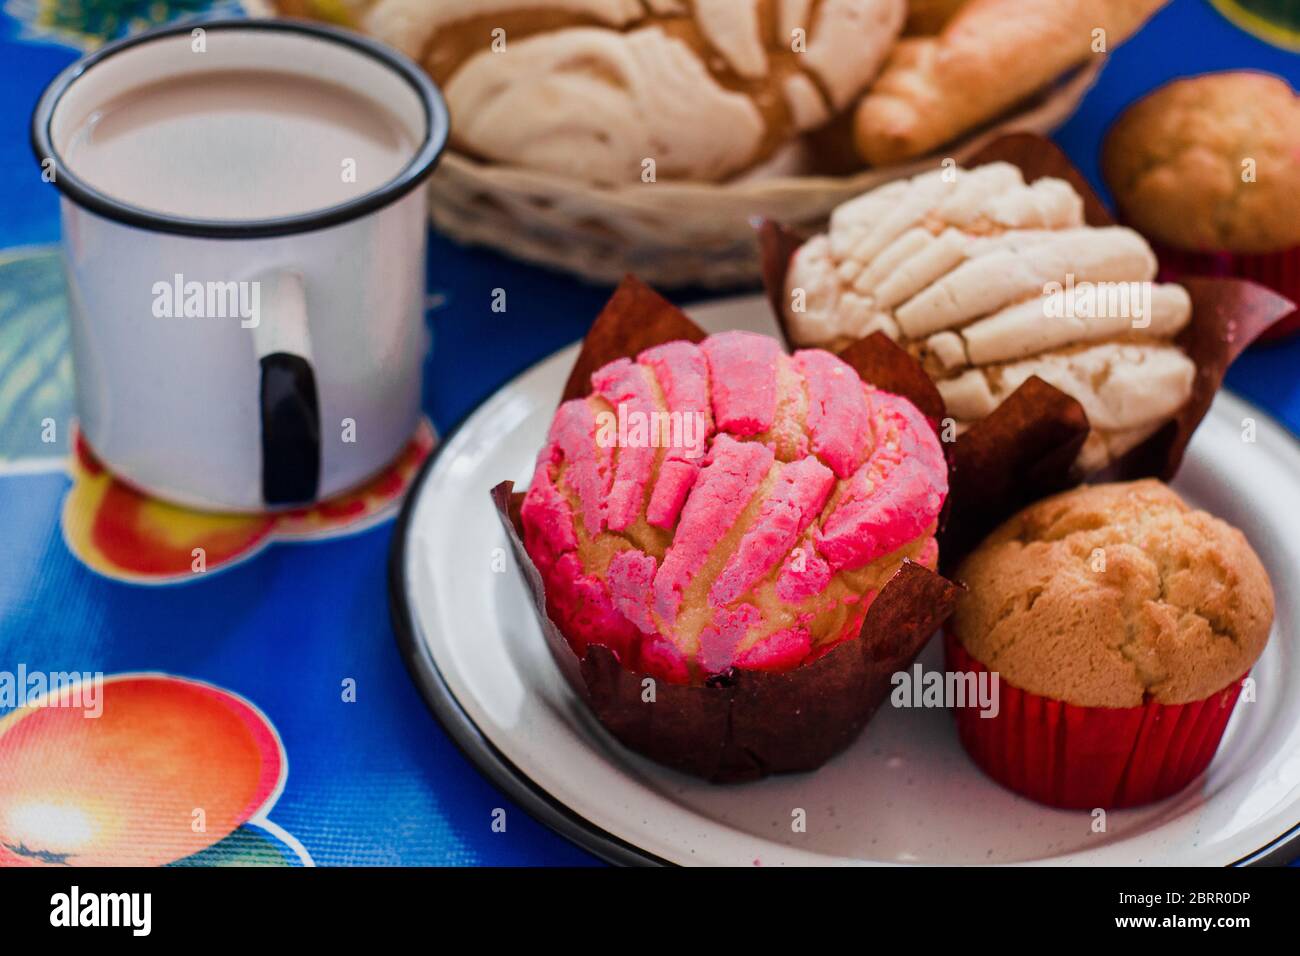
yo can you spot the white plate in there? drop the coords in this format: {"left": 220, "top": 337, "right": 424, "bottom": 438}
{"left": 390, "top": 295, "right": 1300, "bottom": 866}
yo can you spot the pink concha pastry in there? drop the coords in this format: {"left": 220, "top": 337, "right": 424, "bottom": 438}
{"left": 521, "top": 330, "right": 948, "bottom": 685}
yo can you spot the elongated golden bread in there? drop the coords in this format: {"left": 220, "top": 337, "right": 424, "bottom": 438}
{"left": 855, "top": 0, "right": 1168, "bottom": 165}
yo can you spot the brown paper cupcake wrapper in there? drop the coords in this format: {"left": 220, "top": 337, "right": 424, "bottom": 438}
{"left": 758, "top": 132, "right": 1297, "bottom": 567}
{"left": 493, "top": 275, "right": 961, "bottom": 782}
{"left": 1149, "top": 242, "right": 1300, "bottom": 343}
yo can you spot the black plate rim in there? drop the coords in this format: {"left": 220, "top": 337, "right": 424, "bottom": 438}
{"left": 387, "top": 383, "right": 668, "bottom": 867}
{"left": 388, "top": 344, "right": 1300, "bottom": 868}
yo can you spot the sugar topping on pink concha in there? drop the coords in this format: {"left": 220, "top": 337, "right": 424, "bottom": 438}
{"left": 521, "top": 330, "right": 948, "bottom": 683}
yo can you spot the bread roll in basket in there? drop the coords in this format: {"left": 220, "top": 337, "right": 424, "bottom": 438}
{"left": 249, "top": 0, "right": 1107, "bottom": 287}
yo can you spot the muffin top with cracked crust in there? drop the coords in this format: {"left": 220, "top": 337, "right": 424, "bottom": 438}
{"left": 952, "top": 479, "right": 1274, "bottom": 707}
{"left": 1103, "top": 71, "right": 1300, "bottom": 254}
{"left": 520, "top": 330, "right": 948, "bottom": 684}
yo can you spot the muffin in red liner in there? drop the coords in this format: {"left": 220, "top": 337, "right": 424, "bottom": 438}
{"left": 946, "top": 480, "right": 1273, "bottom": 810}
{"left": 493, "top": 276, "right": 961, "bottom": 782}
{"left": 1103, "top": 72, "right": 1300, "bottom": 342}
{"left": 946, "top": 631, "right": 1247, "bottom": 809}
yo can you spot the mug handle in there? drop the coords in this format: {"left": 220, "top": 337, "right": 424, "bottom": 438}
{"left": 251, "top": 271, "right": 320, "bottom": 506}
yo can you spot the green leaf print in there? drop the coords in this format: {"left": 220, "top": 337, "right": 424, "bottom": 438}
{"left": 0, "top": 247, "right": 73, "bottom": 464}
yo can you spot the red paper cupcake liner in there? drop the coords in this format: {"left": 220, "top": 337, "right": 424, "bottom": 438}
{"left": 944, "top": 631, "right": 1246, "bottom": 809}
{"left": 1153, "top": 243, "right": 1300, "bottom": 343}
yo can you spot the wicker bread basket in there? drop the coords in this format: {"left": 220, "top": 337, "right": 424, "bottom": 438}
{"left": 431, "top": 59, "right": 1102, "bottom": 288}
{"left": 244, "top": 2, "right": 1103, "bottom": 287}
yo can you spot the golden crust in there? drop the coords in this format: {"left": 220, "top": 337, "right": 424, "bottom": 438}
{"left": 1103, "top": 71, "right": 1300, "bottom": 254}
{"left": 952, "top": 480, "right": 1274, "bottom": 707}
{"left": 855, "top": 0, "right": 1168, "bottom": 166}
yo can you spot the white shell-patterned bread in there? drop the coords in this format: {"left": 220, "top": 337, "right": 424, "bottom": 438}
{"left": 784, "top": 161, "right": 1196, "bottom": 471}
{"left": 279, "top": 0, "right": 906, "bottom": 184}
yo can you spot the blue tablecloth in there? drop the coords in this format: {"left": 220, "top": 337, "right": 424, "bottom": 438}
{"left": 0, "top": 0, "right": 1296, "bottom": 866}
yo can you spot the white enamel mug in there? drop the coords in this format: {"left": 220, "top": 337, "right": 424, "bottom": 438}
{"left": 31, "top": 19, "right": 448, "bottom": 511}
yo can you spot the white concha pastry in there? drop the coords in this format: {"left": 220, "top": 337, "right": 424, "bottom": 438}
{"left": 784, "top": 161, "right": 1195, "bottom": 470}
{"left": 278, "top": 0, "right": 906, "bottom": 184}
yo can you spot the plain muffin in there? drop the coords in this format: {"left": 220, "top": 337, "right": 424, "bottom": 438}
{"left": 952, "top": 479, "right": 1274, "bottom": 707}
{"left": 1103, "top": 71, "right": 1300, "bottom": 254}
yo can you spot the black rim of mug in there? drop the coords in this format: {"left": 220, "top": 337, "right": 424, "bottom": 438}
{"left": 29, "top": 17, "right": 450, "bottom": 240}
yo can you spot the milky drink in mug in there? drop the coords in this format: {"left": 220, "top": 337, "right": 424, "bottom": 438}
{"left": 32, "top": 21, "right": 449, "bottom": 510}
